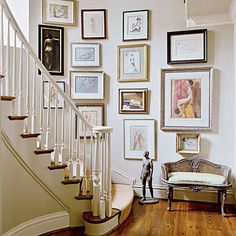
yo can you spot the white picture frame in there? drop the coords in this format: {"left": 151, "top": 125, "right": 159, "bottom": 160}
{"left": 71, "top": 43, "right": 100, "bottom": 67}
{"left": 70, "top": 71, "right": 104, "bottom": 99}
{"left": 124, "top": 119, "right": 156, "bottom": 160}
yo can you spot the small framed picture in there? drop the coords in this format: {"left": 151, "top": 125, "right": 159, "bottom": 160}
{"left": 160, "top": 67, "right": 213, "bottom": 131}
{"left": 75, "top": 103, "right": 104, "bottom": 138}
{"left": 118, "top": 44, "right": 149, "bottom": 82}
{"left": 38, "top": 24, "right": 64, "bottom": 75}
{"left": 71, "top": 43, "right": 100, "bottom": 67}
{"left": 70, "top": 71, "right": 104, "bottom": 99}
{"left": 176, "top": 133, "right": 200, "bottom": 154}
{"left": 124, "top": 119, "right": 156, "bottom": 160}
{"left": 119, "top": 88, "right": 148, "bottom": 114}
{"left": 43, "top": 81, "right": 65, "bottom": 109}
{"left": 42, "top": 0, "right": 76, "bottom": 26}
{"left": 123, "top": 10, "right": 149, "bottom": 41}
{"left": 81, "top": 9, "right": 106, "bottom": 39}
{"left": 167, "top": 29, "right": 207, "bottom": 64}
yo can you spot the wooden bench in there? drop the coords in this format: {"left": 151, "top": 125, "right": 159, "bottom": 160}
{"left": 161, "top": 157, "right": 232, "bottom": 216}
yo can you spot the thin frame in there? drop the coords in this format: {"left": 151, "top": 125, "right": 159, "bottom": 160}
{"left": 176, "top": 133, "right": 200, "bottom": 154}
{"left": 119, "top": 88, "right": 148, "bottom": 114}
{"left": 167, "top": 29, "right": 207, "bottom": 64}
{"left": 160, "top": 67, "right": 213, "bottom": 131}
{"left": 71, "top": 43, "right": 100, "bottom": 67}
{"left": 43, "top": 81, "right": 65, "bottom": 109}
{"left": 124, "top": 119, "right": 156, "bottom": 160}
{"left": 81, "top": 9, "right": 106, "bottom": 39}
{"left": 38, "top": 24, "right": 64, "bottom": 76}
{"left": 122, "top": 9, "right": 149, "bottom": 41}
{"left": 42, "top": 0, "right": 76, "bottom": 26}
{"left": 70, "top": 71, "right": 104, "bottom": 99}
{"left": 117, "top": 44, "right": 149, "bottom": 82}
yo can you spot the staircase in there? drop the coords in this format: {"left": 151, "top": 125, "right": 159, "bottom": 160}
{"left": 0, "top": 0, "right": 134, "bottom": 235}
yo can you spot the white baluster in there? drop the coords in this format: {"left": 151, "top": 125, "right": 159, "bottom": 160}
{"left": 44, "top": 81, "right": 51, "bottom": 150}
{"left": 89, "top": 130, "right": 93, "bottom": 195}
{"left": 68, "top": 160, "right": 73, "bottom": 180}
{"left": 37, "top": 73, "right": 43, "bottom": 149}
{"left": 76, "top": 115, "right": 80, "bottom": 178}
{"left": 58, "top": 108, "right": 65, "bottom": 164}
{"left": 0, "top": 4, "right": 4, "bottom": 76}
{"left": 82, "top": 126, "right": 87, "bottom": 196}
{"left": 17, "top": 42, "right": 23, "bottom": 115}
{"left": 5, "top": 18, "right": 10, "bottom": 95}
{"left": 11, "top": 29, "right": 16, "bottom": 115}
{"left": 31, "top": 62, "right": 37, "bottom": 134}
{"left": 106, "top": 132, "right": 112, "bottom": 217}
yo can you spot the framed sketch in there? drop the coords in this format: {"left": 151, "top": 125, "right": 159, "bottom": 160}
{"left": 43, "top": 81, "right": 65, "bottom": 109}
{"left": 38, "top": 24, "right": 64, "bottom": 75}
{"left": 176, "top": 133, "right": 200, "bottom": 154}
{"left": 42, "top": 0, "right": 76, "bottom": 26}
{"left": 123, "top": 10, "right": 149, "bottom": 41}
{"left": 160, "top": 67, "right": 213, "bottom": 131}
{"left": 118, "top": 44, "right": 149, "bottom": 82}
{"left": 81, "top": 9, "right": 106, "bottom": 39}
{"left": 167, "top": 29, "right": 207, "bottom": 64}
{"left": 124, "top": 119, "right": 156, "bottom": 160}
{"left": 70, "top": 71, "right": 104, "bottom": 99}
{"left": 119, "top": 88, "right": 148, "bottom": 114}
{"left": 75, "top": 103, "right": 104, "bottom": 138}
{"left": 71, "top": 43, "right": 100, "bottom": 67}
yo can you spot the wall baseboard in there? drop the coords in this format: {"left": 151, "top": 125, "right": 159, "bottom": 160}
{"left": 2, "top": 211, "right": 70, "bottom": 236}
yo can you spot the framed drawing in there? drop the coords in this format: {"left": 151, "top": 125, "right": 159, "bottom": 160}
{"left": 123, "top": 10, "right": 149, "bottom": 41}
{"left": 71, "top": 43, "right": 100, "bottom": 67}
{"left": 176, "top": 133, "right": 200, "bottom": 154}
{"left": 38, "top": 24, "right": 64, "bottom": 75}
{"left": 43, "top": 81, "right": 65, "bottom": 109}
{"left": 124, "top": 119, "right": 156, "bottom": 160}
{"left": 75, "top": 103, "right": 104, "bottom": 138}
{"left": 70, "top": 71, "right": 104, "bottom": 99}
{"left": 167, "top": 29, "right": 207, "bottom": 64}
{"left": 119, "top": 88, "right": 148, "bottom": 114}
{"left": 118, "top": 44, "right": 149, "bottom": 82}
{"left": 81, "top": 9, "right": 106, "bottom": 39}
{"left": 160, "top": 67, "right": 213, "bottom": 131}
{"left": 42, "top": 0, "right": 76, "bottom": 26}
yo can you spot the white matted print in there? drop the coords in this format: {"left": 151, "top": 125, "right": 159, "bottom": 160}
{"left": 42, "top": 0, "right": 76, "bottom": 26}
{"left": 70, "top": 71, "right": 104, "bottom": 99}
{"left": 124, "top": 119, "right": 155, "bottom": 160}
{"left": 71, "top": 43, "right": 100, "bottom": 67}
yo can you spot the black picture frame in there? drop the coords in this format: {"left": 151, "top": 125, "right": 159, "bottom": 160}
{"left": 167, "top": 29, "right": 207, "bottom": 64}
{"left": 38, "top": 24, "right": 64, "bottom": 75}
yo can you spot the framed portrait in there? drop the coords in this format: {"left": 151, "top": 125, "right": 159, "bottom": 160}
{"left": 167, "top": 29, "right": 207, "bottom": 64}
{"left": 43, "top": 81, "right": 65, "bottom": 109}
{"left": 160, "top": 67, "right": 213, "bottom": 131}
{"left": 124, "top": 119, "right": 156, "bottom": 160}
{"left": 42, "top": 0, "right": 76, "bottom": 26}
{"left": 118, "top": 44, "right": 149, "bottom": 82}
{"left": 71, "top": 43, "right": 100, "bottom": 67}
{"left": 176, "top": 133, "right": 200, "bottom": 154}
{"left": 38, "top": 24, "right": 64, "bottom": 76}
{"left": 70, "top": 71, "right": 104, "bottom": 99}
{"left": 119, "top": 88, "right": 148, "bottom": 114}
{"left": 75, "top": 103, "right": 104, "bottom": 138}
{"left": 81, "top": 9, "right": 106, "bottom": 39}
{"left": 123, "top": 10, "right": 149, "bottom": 41}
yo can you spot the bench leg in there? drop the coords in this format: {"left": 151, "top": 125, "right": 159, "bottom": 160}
{"left": 167, "top": 186, "right": 173, "bottom": 211}
{"left": 221, "top": 190, "right": 226, "bottom": 216}
{"left": 218, "top": 190, "right": 222, "bottom": 205}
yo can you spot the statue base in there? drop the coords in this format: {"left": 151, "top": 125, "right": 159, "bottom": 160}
{"left": 138, "top": 197, "right": 159, "bottom": 205}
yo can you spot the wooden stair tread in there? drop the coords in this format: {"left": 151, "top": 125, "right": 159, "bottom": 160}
{"left": 21, "top": 133, "right": 40, "bottom": 138}
{"left": 34, "top": 149, "right": 54, "bottom": 154}
{"left": 75, "top": 194, "right": 93, "bottom": 200}
{"left": 1, "top": 96, "right": 15, "bottom": 101}
{"left": 8, "top": 115, "right": 28, "bottom": 120}
{"left": 48, "top": 164, "right": 67, "bottom": 170}
{"left": 83, "top": 209, "right": 120, "bottom": 224}
{"left": 61, "top": 178, "right": 82, "bottom": 185}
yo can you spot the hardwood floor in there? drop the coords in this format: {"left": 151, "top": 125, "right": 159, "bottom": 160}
{"left": 44, "top": 198, "right": 236, "bottom": 236}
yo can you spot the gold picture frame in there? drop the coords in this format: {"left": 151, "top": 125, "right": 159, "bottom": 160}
{"left": 176, "top": 133, "right": 200, "bottom": 154}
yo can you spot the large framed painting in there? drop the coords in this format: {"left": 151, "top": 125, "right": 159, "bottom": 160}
{"left": 167, "top": 29, "right": 207, "bottom": 64}
{"left": 160, "top": 67, "right": 213, "bottom": 131}
{"left": 38, "top": 24, "right": 64, "bottom": 75}
{"left": 70, "top": 71, "right": 104, "bottom": 99}
{"left": 118, "top": 44, "right": 149, "bottom": 82}
{"left": 42, "top": 0, "right": 76, "bottom": 26}
{"left": 122, "top": 9, "right": 149, "bottom": 41}
{"left": 124, "top": 119, "right": 156, "bottom": 160}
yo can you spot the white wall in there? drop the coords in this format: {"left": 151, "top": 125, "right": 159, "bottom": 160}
{"left": 28, "top": 0, "right": 235, "bottom": 189}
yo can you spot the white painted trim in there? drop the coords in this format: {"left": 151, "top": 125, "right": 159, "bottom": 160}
{"left": 111, "top": 167, "right": 136, "bottom": 185}
{"left": 229, "top": 0, "right": 236, "bottom": 23}
{"left": 2, "top": 211, "right": 70, "bottom": 236}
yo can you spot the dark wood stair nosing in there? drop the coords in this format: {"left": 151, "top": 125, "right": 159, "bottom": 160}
{"left": 75, "top": 194, "right": 93, "bottom": 200}
{"left": 21, "top": 133, "right": 40, "bottom": 138}
{"left": 48, "top": 164, "right": 67, "bottom": 170}
{"left": 34, "top": 149, "right": 54, "bottom": 154}
{"left": 8, "top": 115, "right": 28, "bottom": 120}
{"left": 61, "top": 178, "right": 82, "bottom": 185}
{"left": 1, "top": 95, "right": 16, "bottom": 101}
